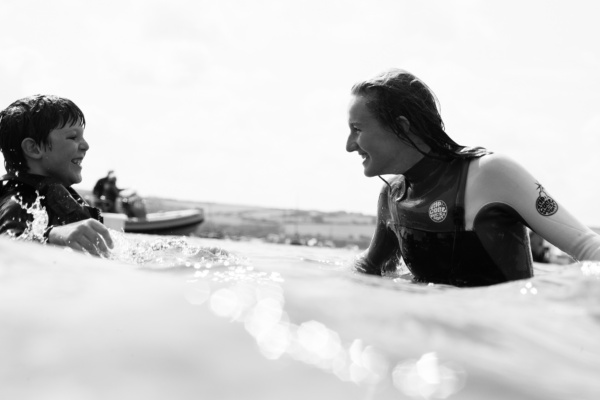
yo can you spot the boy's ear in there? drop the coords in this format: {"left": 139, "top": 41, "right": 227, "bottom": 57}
{"left": 21, "top": 138, "right": 43, "bottom": 160}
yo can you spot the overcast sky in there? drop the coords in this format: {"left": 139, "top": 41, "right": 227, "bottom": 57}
{"left": 2, "top": 0, "right": 600, "bottom": 225}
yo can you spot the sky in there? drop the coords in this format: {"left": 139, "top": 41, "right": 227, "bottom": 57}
{"left": 2, "top": 0, "right": 600, "bottom": 225}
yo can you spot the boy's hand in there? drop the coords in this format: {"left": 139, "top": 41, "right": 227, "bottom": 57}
{"left": 48, "top": 219, "right": 114, "bottom": 257}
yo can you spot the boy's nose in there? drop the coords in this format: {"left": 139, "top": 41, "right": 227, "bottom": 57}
{"left": 80, "top": 138, "right": 90, "bottom": 151}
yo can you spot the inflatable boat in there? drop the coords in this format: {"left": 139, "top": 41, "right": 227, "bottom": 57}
{"left": 91, "top": 186, "right": 204, "bottom": 236}
{"left": 104, "top": 208, "right": 204, "bottom": 236}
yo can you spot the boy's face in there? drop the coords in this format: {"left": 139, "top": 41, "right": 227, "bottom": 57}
{"left": 39, "top": 120, "right": 89, "bottom": 187}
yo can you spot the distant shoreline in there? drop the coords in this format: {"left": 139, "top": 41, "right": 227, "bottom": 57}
{"left": 77, "top": 189, "right": 376, "bottom": 249}
{"left": 78, "top": 188, "right": 600, "bottom": 253}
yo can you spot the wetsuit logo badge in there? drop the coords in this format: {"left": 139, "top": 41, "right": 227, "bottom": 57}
{"left": 429, "top": 200, "right": 448, "bottom": 223}
{"left": 535, "top": 183, "right": 558, "bottom": 216}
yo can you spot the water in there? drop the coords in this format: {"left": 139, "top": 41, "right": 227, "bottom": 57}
{"left": 2, "top": 231, "right": 600, "bottom": 399}
{"left": 8, "top": 193, "right": 49, "bottom": 242}
{"left": 102, "top": 233, "right": 600, "bottom": 397}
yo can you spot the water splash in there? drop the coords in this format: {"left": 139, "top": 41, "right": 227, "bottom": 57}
{"left": 581, "top": 261, "right": 600, "bottom": 279}
{"left": 107, "top": 230, "right": 247, "bottom": 272}
{"left": 10, "top": 193, "right": 49, "bottom": 243}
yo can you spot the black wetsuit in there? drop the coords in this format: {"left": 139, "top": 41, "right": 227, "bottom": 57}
{"left": 361, "top": 150, "right": 600, "bottom": 286}
{"left": 0, "top": 173, "right": 102, "bottom": 240}
{"left": 386, "top": 154, "right": 531, "bottom": 286}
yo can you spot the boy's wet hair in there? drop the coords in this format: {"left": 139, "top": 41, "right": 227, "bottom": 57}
{"left": 351, "top": 69, "right": 481, "bottom": 160}
{"left": 0, "top": 94, "right": 85, "bottom": 173}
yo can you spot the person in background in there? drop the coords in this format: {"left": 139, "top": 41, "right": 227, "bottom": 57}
{"left": 93, "top": 170, "right": 120, "bottom": 213}
{"left": 529, "top": 230, "right": 550, "bottom": 263}
{"left": 346, "top": 68, "right": 600, "bottom": 286}
{"left": 0, "top": 94, "right": 113, "bottom": 256}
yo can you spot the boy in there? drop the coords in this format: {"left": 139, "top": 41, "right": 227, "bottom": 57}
{"left": 0, "top": 95, "right": 113, "bottom": 256}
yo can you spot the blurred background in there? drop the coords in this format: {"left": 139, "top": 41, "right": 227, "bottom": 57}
{"left": 1, "top": 0, "right": 600, "bottom": 226}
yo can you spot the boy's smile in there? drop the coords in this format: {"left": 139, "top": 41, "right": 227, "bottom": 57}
{"left": 38, "top": 120, "right": 89, "bottom": 187}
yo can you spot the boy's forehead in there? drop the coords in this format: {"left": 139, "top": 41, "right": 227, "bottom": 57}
{"left": 56, "top": 117, "right": 84, "bottom": 129}
{"left": 52, "top": 120, "right": 84, "bottom": 134}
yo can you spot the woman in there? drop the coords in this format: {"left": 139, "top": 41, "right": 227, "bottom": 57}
{"left": 346, "top": 68, "right": 600, "bottom": 286}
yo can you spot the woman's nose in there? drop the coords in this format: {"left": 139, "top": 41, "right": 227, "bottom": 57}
{"left": 346, "top": 133, "right": 357, "bottom": 152}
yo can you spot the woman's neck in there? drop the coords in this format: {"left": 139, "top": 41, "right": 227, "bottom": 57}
{"left": 402, "top": 153, "right": 449, "bottom": 184}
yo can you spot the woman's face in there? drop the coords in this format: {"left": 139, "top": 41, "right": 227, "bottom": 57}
{"left": 346, "top": 95, "right": 424, "bottom": 177}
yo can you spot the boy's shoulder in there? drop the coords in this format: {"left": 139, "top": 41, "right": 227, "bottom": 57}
{"left": 2, "top": 172, "right": 63, "bottom": 189}
{"left": 0, "top": 173, "right": 69, "bottom": 208}
{"left": 1, "top": 174, "right": 38, "bottom": 199}
{"left": 0, "top": 175, "right": 40, "bottom": 236}
{"left": 1, "top": 172, "right": 100, "bottom": 228}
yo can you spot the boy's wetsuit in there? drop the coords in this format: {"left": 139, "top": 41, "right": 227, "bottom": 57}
{"left": 360, "top": 150, "right": 600, "bottom": 286}
{"left": 0, "top": 172, "right": 102, "bottom": 240}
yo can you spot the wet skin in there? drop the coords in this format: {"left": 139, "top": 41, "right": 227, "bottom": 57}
{"left": 24, "top": 120, "right": 113, "bottom": 255}
{"left": 346, "top": 95, "right": 426, "bottom": 177}
{"left": 37, "top": 120, "right": 89, "bottom": 187}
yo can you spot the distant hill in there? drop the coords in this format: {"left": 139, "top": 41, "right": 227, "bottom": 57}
{"left": 77, "top": 188, "right": 600, "bottom": 254}
{"left": 77, "top": 189, "right": 376, "bottom": 249}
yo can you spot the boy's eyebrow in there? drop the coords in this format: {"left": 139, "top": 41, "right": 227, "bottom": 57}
{"left": 60, "top": 126, "right": 84, "bottom": 134}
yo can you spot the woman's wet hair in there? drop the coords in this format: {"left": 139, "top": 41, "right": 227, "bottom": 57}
{"left": 0, "top": 95, "right": 86, "bottom": 173}
{"left": 351, "top": 69, "right": 481, "bottom": 159}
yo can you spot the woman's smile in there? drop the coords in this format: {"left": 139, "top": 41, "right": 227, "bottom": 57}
{"left": 346, "top": 95, "right": 424, "bottom": 177}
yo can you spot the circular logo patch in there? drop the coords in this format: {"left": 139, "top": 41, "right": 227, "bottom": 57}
{"left": 429, "top": 200, "right": 448, "bottom": 223}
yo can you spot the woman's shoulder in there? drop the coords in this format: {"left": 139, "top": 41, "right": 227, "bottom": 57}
{"left": 468, "top": 152, "right": 530, "bottom": 181}
{"left": 465, "top": 152, "right": 538, "bottom": 210}
{"left": 472, "top": 151, "right": 518, "bottom": 166}
{"left": 463, "top": 153, "right": 536, "bottom": 226}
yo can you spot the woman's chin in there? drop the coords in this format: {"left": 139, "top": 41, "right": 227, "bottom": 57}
{"left": 362, "top": 159, "right": 374, "bottom": 177}
{"left": 363, "top": 168, "right": 377, "bottom": 178}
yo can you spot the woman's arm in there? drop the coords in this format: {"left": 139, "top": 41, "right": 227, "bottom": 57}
{"left": 465, "top": 153, "right": 600, "bottom": 262}
{"left": 355, "top": 184, "right": 402, "bottom": 275}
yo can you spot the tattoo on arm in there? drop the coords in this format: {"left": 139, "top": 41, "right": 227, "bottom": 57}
{"left": 535, "top": 182, "right": 558, "bottom": 216}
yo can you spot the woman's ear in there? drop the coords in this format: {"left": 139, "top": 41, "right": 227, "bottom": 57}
{"left": 397, "top": 116, "right": 431, "bottom": 154}
{"left": 397, "top": 116, "right": 410, "bottom": 135}
{"left": 21, "top": 138, "right": 43, "bottom": 160}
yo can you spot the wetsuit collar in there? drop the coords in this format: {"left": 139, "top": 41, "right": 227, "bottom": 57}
{"left": 402, "top": 154, "right": 449, "bottom": 184}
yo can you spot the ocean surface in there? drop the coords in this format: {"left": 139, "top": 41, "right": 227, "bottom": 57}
{"left": 1, "top": 231, "right": 600, "bottom": 400}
